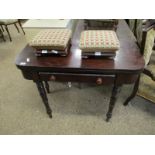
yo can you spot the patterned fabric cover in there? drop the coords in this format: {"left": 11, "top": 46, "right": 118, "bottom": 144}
{"left": 29, "top": 29, "right": 72, "bottom": 50}
{"left": 138, "top": 46, "right": 155, "bottom": 103}
{"left": 138, "top": 72, "right": 155, "bottom": 103}
{"left": 79, "top": 30, "right": 120, "bottom": 52}
{"left": 143, "top": 28, "right": 155, "bottom": 65}
{"left": 147, "top": 64, "right": 155, "bottom": 77}
{"left": 146, "top": 49, "right": 155, "bottom": 77}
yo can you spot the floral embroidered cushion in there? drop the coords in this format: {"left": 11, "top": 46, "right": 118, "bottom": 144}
{"left": 29, "top": 29, "right": 72, "bottom": 50}
{"left": 79, "top": 30, "right": 120, "bottom": 52}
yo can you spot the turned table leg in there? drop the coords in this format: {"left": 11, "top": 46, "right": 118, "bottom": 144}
{"left": 123, "top": 75, "right": 140, "bottom": 106}
{"left": 35, "top": 81, "right": 52, "bottom": 118}
{"left": 106, "top": 77, "right": 120, "bottom": 122}
{"left": 44, "top": 81, "right": 50, "bottom": 93}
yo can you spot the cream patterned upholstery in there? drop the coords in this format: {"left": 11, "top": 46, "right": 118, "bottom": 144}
{"left": 138, "top": 49, "right": 155, "bottom": 103}
{"left": 79, "top": 30, "right": 120, "bottom": 52}
{"left": 137, "top": 28, "right": 155, "bottom": 103}
{"left": 138, "top": 72, "right": 155, "bottom": 103}
{"left": 143, "top": 28, "right": 155, "bottom": 65}
{"left": 146, "top": 49, "right": 155, "bottom": 77}
{"left": 29, "top": 29, "right": 72, "bottom": 50}
{"left": 147, "top": 64, "right": 155, "bottom": 77}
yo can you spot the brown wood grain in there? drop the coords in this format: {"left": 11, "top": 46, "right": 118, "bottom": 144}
{"left": 15, "top": 20, "right": 144, "bottom": 75}
{"left": 15, "top": 20, "right": 145, "bottom": 120}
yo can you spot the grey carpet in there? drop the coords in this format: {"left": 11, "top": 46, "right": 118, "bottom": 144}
{"left": 0, "top": 23, "right": 155, "bottom": 135}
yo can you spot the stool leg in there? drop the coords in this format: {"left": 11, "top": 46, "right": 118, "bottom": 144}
{"left": 14, "top": 23, "right": 20, "bottom": 33}
{"left": 0, "top": 29, "right": 5, "bottom": 41}
{"left": 1, "top": 32, "right": 5, "bottom": 41}
{"left": 1, "top": 25, "right": 4, "bottom": 32}
{"left": 5, "top": 25, "right": 12, "bottom": 41}
{"left": 18, "top": 20, "right": 25, "bottom": 35}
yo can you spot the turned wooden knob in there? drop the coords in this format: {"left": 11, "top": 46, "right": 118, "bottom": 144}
{"left": 49, "top": 75, "right": 56, "bottom": 81}
{"left": 96, "top": 77, "right": 102, "bottom": 85}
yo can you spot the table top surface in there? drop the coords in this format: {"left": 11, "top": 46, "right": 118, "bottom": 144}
{"left": 16, "top": 20, "right": 145, "bottom": 74}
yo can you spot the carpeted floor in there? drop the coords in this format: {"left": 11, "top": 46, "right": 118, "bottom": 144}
{"left": 0, "top": 22, "right": 155, "bottom": 135}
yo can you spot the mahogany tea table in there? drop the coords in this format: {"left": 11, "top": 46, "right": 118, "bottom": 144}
{"left": 15, "top": 20, "right": 144, "bottom": 121}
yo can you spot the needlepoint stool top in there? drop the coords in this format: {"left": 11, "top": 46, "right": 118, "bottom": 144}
{"left": 79, "top": 30, "right": 120, "bottom": 52}
{"left": 29, "top": 29, "right": 72, "bottom": 50}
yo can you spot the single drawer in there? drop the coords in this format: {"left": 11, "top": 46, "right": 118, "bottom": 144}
{"left": 39, "top": 72, "right": 115, "bottom": 85}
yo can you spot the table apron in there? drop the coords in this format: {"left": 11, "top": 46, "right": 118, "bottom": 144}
{"left": 39, "top": 72, "right": 115, "bottom": 85}
{"left": 21, "top": 70, "right": 139, "bottom": 85}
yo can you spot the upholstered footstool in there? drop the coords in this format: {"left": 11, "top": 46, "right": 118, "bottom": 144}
{"left": 29, "top": 29, "right": 72, "bottom": 56}
{"left": 79, "top": 30, "right": 120, "bottom": 58}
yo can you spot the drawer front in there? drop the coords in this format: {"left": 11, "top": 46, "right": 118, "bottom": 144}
{"left": 39, "top": 72, "right": 115, "bottom": 85}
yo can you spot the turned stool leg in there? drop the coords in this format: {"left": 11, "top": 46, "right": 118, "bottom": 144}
{"left": 1, "top": 25, "right": 4, "bottom": 32}
{"left": 18, "top": 20, "right": 25, "bottom": 35}
{"left": 5, "top": 25, "right": 12, "bottom": 41}
{"left": 14, "top": 23, "right": 20, "bottom": 33}
{"left": 0, "top": 29, "right": 5, "bottom": 41}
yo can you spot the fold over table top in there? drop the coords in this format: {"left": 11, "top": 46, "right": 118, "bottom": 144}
{"left": 16, "top": 20, "right": 144, "bottom": 74}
